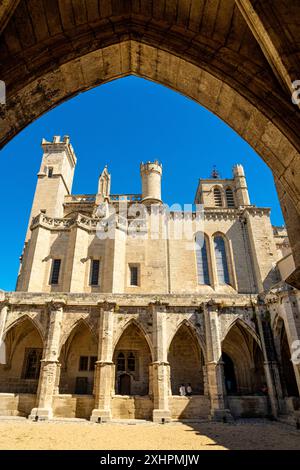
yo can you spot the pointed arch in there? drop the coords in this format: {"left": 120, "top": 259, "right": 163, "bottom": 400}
{"left": 222, "top": 317, "right": 265, "bottom": 395}
{"left": 113, "top": 318, "right": 154, "bottom": 361}
{"left": 168, "top": 320, "right": 205, "bottom": 395}
{"left": 222, "top": 317, "right": 262, "bottom": 349}
{"left": 59, "top": 316, "right": 97, "bottom": 355}
{"left": 58, "top": 319, "right": 98, "bottom": 395}
{"left": 168, "top": 319, "right": 206, "bottom": 361}
{"left": 3, "top": 313, "right": 44, "bottom": 346}
{"left": 113, "top": 319, "right": 152, "bottom": 396}
{"left": 0, "top": 315, "right": 44, "bottom": 393}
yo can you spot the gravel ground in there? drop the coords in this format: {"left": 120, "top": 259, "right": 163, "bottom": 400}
{"left": 0, "top": 419, "right": 299, "bottom": 450}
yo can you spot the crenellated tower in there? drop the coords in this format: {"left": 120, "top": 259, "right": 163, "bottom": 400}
{"left": 140, "top": 160, "right": 162, "bottom": 204}
{"left": 26, "top": 135, "right": 77, "bottom": 239}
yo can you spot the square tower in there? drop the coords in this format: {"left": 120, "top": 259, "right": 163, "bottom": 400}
{"left": 194, "top": 165, "right": 251, "bottom": 208}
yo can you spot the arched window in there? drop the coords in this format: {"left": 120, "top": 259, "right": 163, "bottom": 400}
{"left": 195, "top": 233, "right": 210, "bottom": 285}
{"left": 225, "top": 187, "right": 235, "bottom": 208}
{"left": 213, "top": 187, "right": 222, "bottom": 207}
{"left": 117, "top": 352, "right": 125, "bottom": 371}
{"left": 127, "top": 352, "right": 136, "bottom": 372}
{"left": 214, "top": 235, "right": 230, "bottom": 285}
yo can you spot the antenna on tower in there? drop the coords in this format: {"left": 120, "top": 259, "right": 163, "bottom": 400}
{"left": 211, "top": 165, "right": 220, "bottom": 179}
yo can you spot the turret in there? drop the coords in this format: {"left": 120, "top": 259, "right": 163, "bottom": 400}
{"left": 233, "top": 164, "right": 250, "bottom": 206}
{"left": 25, "top": 135, "right": 77, "bottom": 239}
{"left": 140, "top": 160, "right": 162, "bottom": 204}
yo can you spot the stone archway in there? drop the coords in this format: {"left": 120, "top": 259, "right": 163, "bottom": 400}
{"left": 168, "top": 323, "right": 204, "bottom": 396}
{"left": 59, "top": 321, "right": 98, "bottom": 395}
{"left": 113, "top": 322, "right": 152, "bottom": 396}
{"left": 0, "top": 317, "right": 43, "bottom": 394}
{"left": 1, "top": 1, "right": 300, "bottom": 285}
{"left": 222, "top": 321, "right": 265, "bottom": 395}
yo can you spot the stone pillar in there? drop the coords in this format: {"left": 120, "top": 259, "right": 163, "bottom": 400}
{"left": 151, "top": 302, "right": 171, "bottom": 423}
{"left": 279, "top": 296, "right": 300, "bottom": 395}
{"left": 256, "top": 305, "right": 283, "bottom": 417}
{"left": 29, "top": 300, "right": 64, "bottom": 420}
{"left": 204, "top": 301, "right": 232, "bottom": 421}
{"left": 90, "top": 302, "right": 115, "bottom": 423}
{"left": 0, "top": 301, "right": 8, "bottom": 364}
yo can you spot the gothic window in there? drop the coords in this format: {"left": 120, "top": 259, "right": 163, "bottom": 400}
{"left": 23, "top": 348, "right": 42, "bottom": 379}
{"left": 213, "top": 187, "right": 222, "bottom": 207}
{"left": 117, "top": 352, "right": 126, "bottom": 371}
{"left": 50, "top": 259, "right": 61, "bottom": 285}
{"left": 214, "top": 236, "right": 230, "bottom": 285}
{"left": 48, "top": 167, "right": 53, "bottom": 178}
{"left": 195, "top": 233, "right": 210, "bottom": 285}
{"left": 90, "top": 259, "right": 100, "bottom": 286}
{"left": 225, "top": 188, "right": 235, "bottom": 208}
{"left": 127, "top": 352, "right": 136, "bottom": 372}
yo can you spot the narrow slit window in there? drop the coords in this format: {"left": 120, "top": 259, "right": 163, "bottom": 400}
{"left": 48, "top": 167, "right": 53, "bottom": 178}
{"left": 130, "top": 266, "right": 138, "bottom": 286}
{"left": 90, "top": 259, "right": 100, "bottom": 286}
{"left": 50, "top": 259, "right": 61, "bottom": 285}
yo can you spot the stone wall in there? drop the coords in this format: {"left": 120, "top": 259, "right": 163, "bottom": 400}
{"left": 53, "top": 395, "right": 95, "bottom": 419}
{"left": 228, "top": 396, "right": 269, "bottom": 418}
{"left": 0, "top": 393, "right": 36, "bottom": 417}
{"left": 170, "top": 396, "right": 210, "bottom": 420}
{"left": 111, "top": 396, "right": 153, "bottom": 420}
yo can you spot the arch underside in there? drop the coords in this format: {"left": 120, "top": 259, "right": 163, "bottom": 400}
{"left": 113, "top": 322, "right": 152, "bottom": 396}
{"left": 0, "top": 1, "right": 300, "bottom": 285}
{"left": 0, "top": 317, "right": 43, "bottom": 394}
{"left": 168, "top": 323, "right": 204, "bottom": 395}
{"left": 222, "top": 321, "right": 265, "bottom": 395}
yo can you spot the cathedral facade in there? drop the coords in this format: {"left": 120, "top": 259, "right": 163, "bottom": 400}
{"left": 0, "top": 135, "right": 299, "bottom": 423}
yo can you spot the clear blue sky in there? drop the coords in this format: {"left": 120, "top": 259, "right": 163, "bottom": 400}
{"left": 0, "top": 76, "right": 283, "bottom": 291}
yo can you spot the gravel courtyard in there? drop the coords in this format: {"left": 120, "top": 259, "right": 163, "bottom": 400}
{"left": 0, "top": 419, "right": 299, "bottom": 450}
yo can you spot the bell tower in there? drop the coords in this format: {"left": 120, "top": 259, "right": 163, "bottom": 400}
{"left": 26, "top": 135, "right": 77, "bottom": 239}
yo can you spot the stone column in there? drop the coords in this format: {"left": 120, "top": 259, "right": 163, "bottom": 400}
{"left": 151, "top": 302, "right": 171, "bottom": 423}
{"left": 278, "top": 296, "right": 300, "bottom": 395}
{"left": 256, "top": 304, "right": 283, "bottom": 417}
{"left": 29, "top": 300, "right": 64, "bottom": 420}
{"left": 204, "top": 301, "right": 232, "bottom": 421}
{"left": 0, "top": 301, "right": 8, "bottom": 365}
{"left": 90, "top": 302, "right": 115, "bottom": 423}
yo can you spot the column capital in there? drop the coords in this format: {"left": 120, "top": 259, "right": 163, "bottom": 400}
{"left": 46, "top": 299, "right": 66, "bottom": 312}
{"left": 0, "top": 299, "right": 10, "bottom": 309}
{"left": 98, "top": 301, "right": 116, "bottom": 311}
{"left": 148, "top": 300, "right": 169, "bottom": 311}
{"left": 206, "top": 299, "right": 222, "bottom": 310}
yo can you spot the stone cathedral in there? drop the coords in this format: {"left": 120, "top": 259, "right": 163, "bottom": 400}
{"left": 0, "top": 136, "right": 299, "bottom": 424}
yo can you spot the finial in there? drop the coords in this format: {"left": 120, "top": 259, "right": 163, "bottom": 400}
{"left": 211, "top": 165, "right": 219, "bottom": 179}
